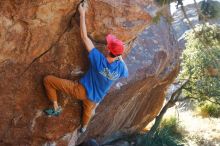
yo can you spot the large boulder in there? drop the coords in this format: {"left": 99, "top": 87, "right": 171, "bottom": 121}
{"left": 0, "top": 0, "right": 179, "bottom": 145}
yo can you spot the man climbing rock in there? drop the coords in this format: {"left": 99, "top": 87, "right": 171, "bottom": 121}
{"left": 43, "top": 2, "right": 128, "bottom": 133}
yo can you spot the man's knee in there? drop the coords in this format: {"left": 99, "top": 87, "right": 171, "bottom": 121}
{"left": 43, "top": 75, "right": 55, "bottom": 85}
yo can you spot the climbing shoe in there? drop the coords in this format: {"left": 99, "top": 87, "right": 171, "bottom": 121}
{"left": 79, "top": 126, "right": 87, "bottom": 134}
{"left": 79, "top": 127, "right": 86, "bottom": 133}
{"left": 44, "top": 106, "right": 62, "bottom": 116}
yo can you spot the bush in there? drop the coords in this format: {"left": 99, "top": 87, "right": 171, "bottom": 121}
{"left": 137, "top": 117, "right": 186, "bottom": 146}
{"left": 200, "top": 0, "right": 220, "bottom": 19}
{"left": 156, "top": 117, "right": 185, "bottom": 146}
{"left": 180, "top": 23, "right": 220, "bottom": 104}
{"left": 197, "top": 102, "right": 220, "bottom": 118}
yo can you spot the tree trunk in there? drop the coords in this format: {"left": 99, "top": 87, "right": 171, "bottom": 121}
{"left": 147, "top": 100, "right": 175, "bottom": 138}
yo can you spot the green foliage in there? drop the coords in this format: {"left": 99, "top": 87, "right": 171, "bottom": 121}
{"left": 152, "top": 11, "right": 163, "bottom": 24}
{"left": 137, "top": 117, "right": 185, "bottom": 146}
{"left": 180, "top": 23, "right": 220, "bottom": 104}
{"left": 200, "top": 0, "right": 220, "bottom": 19}
{"left": 152, "top": 11, "right": 173, "bottom": 24}
{"left": 197, "top": 102, "right": 220, "bottom": 118}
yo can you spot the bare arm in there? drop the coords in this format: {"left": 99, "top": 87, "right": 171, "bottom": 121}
{"left": 79, "top": 3, "right": 95, "bottom": 52}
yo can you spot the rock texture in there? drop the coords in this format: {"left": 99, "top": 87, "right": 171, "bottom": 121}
{"left": 0, "top": 0, "right": 180, "bottom": 146}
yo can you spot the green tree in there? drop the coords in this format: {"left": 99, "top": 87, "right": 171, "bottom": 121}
{"left": 180, "top": 23, "right": 220, "bottom": 104}
{"left": 200, "top": 0, "right": 220, "bottom": 19}
{"left": 137, "top": 23, "right": 220, "bottom": 146}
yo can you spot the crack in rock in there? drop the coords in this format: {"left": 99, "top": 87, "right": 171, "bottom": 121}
{"left": 20, "top": 0, "right": 85, "bottom": 76}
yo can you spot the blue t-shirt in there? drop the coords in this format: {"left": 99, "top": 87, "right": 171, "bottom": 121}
{"left": 80, "top": 48, "right": 128, "bottom": 103}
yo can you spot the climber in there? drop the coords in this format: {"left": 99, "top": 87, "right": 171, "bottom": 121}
{"left": 43, "top": 1, "right": 128, "bottom": 133}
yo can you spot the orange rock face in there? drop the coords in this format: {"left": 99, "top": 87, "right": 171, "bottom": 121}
{"left": 0, "top": 0, "right": 179, "bottom": 145}
{"left": 86, "top": 0, "right": 153, "bottom": 42}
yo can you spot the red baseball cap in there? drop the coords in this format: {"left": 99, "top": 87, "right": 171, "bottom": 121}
{"left": 106, "top": 34, "right": 124, "bottom": 56}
